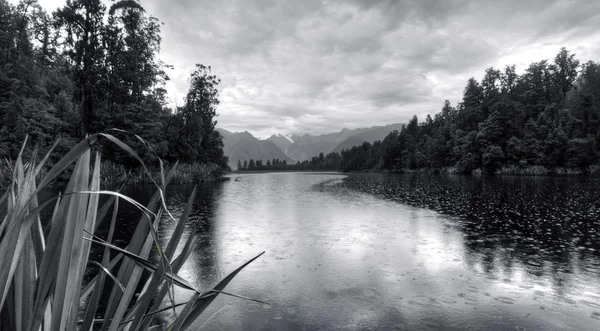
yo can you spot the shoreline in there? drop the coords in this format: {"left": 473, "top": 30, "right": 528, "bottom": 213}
{"left": 228, "top": 170, "right": 341, "bottom": 174}
{"left": 347, "top": 165, "right": 600, "bottom": 177}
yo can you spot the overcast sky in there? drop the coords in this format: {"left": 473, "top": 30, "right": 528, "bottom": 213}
{"left": 19, "top": 0, "right": 600, "bottom": 137}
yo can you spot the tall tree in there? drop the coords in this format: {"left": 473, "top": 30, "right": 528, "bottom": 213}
{"left": 166, "top": 64, "right": 227, "bottom": 167}
{"left": 54, "top": 0, "right": 106, "bottom": 134}
{"left": 553, "top": 47, "right": 580, "bottom": 100}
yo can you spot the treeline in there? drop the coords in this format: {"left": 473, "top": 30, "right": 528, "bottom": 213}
{"left": 0, "top": 0, "right": 227, "bottom": 172}
{"left": 236, "top": 153, "right": 342, "bottom": 171}
{"left": 237, "top": 148, "right": 377, "bottom": 172}
{"left": 242, "top": 48, "right": 600, "bottom": 175}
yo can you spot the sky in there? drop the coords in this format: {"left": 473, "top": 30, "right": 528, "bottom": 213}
{"left": 15, "top": 0, "right": 600, "bottom": 137}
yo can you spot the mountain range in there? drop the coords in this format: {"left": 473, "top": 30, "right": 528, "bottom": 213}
{"left": 217, "top": 129, "right": 293, "bottom": 169}
{"left": 217, "top": 123, "right": 404, "bottom": 169}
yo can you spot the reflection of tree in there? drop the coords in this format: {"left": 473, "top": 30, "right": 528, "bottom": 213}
{"left": 137, "top": 182, "right": 226, "bottom": 288}
{"left": 186, "top": 182, "right": 225, "bottom": 288}
{"left": 342, "top": 174, "right": 600, "bottom": 293}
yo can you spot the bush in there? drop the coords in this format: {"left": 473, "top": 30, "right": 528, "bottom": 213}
{"left": 456, "top": 152, "right": 479, "bottom": 174}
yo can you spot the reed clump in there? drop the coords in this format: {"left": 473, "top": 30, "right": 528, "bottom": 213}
{"left": 99, "top": 161, "right": 224, "bottom": 187}
{"left": 0, "top": 134, "right": 264, "bottom": 331}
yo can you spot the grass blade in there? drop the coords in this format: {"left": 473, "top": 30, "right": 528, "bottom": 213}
{"left": 211, "top": 290, "right": 270, "bottom": 305}
{"left": 33, "top": 134, "right": 98, "bottom": 197}
{"left": 135, "top": 232, "right": 199, "bottom": 331}
{"left": 89, "top": 261, "right": 126, "bottom": 293}
{"left": 178, "top": 251, "right": 265, "bottom": 330}
{"left": 50, "top": 148, "right": 91, "bottom": 331}
{"left": 101, "top": 163, "right": 179, "bottom": 331}
{"left": 82, "top": 196, "right": 119, "bottom": 331}
{"left": 66, "top": 153, "right": 102, "bottom": 330}
{"left": 33, "top": 139, "right": 60, "bottom": 178}
{"left": 83, "top": 238, "right": 198, "bottom": 292}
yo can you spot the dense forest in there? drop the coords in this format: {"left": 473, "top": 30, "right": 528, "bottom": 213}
{"left": 240, "top": 48, "right": 600, "bottom": 175}
{"left": 0, "top": 0, "right": 228, "bottom": 181}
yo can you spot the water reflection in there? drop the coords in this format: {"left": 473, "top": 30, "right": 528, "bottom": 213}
{"left": 147, "top": 173, "right": 600, "bottom": 330}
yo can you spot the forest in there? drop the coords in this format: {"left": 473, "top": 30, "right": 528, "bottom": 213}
{"left": 239, "top": 48, "right": 600, "bottom": 175}
{"left": 0, "top": 0, "right": 228, "bottom": 186}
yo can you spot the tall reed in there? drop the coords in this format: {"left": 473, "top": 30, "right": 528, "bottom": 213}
{"left": 0, "top": 134, "right": 264, "bottom": 331}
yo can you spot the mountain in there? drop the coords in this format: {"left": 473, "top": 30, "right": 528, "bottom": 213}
{"left": 285, "top": 124, "right": 403, "bottom": 161}
{"left": 266, "top": 134, "right": 293, "bottom": 153}
{"left": 333, "top": 123, "right": 405, "bottom": 152}
{"left": 285, "top": 128, "right": 368, "bottom": 161}
{"left": 217, "top": 129, "right": 293, "bottom": 169}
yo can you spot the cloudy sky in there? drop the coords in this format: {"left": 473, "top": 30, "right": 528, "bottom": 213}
{"left": 20, "top": 0, "right": 600, "bottom": 136}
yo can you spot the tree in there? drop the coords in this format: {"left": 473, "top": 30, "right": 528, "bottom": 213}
{"left": 505, "top": 136, "right": 527, "bottom": 165}
{"left": 166, "top": 64, "right": 226, "bottom": 167}
{"left": 542, "top": 128, "right": 568, "bottom": 168}
{"left": 458, "top": 78, "right": 484, "bottom": 132}
{"left": 520, "top": 60, "right": 554, "bottom": 119}
{"left": 476, "top": 101, "right": 516, "bottom": 149}
{"left": 0, "top": 0, "right": 73, "bottom": 161}
{"left": 481, "top": 67, "right": 501, "bottom": 116}
{"left": 482, "top": 145, "right": 505, "bottom": 174}
{"left": 54, "top": 0, "right": 107, "bottom": 134}
{"left": 237, "top": 160, "right": 242, "bottom": 171}
{"left": 501, "top": 65, "right": 518, "bottom": 96}
{"left": 248, "top": 159, "right": 256, "bottom": 170}
{"left": 553, "top": 47, "right": 579, "bottom": 100}
{"left": 566, "top": 138, "right": 599, "bottom": 170}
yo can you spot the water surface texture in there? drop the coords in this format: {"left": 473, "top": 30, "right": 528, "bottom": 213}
{"left": 147, "top": 173, "right": 600, "bottom": 330}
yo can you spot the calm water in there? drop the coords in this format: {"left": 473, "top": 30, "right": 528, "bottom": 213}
{"left": 120, "top": 173, "right": 600, "bottom": 330}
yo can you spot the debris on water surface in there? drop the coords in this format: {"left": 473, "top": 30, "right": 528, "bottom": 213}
{"left": 333, "top": 174, "right": 600, "bottom": 270}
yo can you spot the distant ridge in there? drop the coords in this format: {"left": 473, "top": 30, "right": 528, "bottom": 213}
{"left": 217, "top": 123, "right": 404, "bottom": 168}
{"left": 265, "top": 134, "right": 293, "bottom": 154}
{"left": 333, "top": 123, "right": 405, "bottom": 152}
{"left": 285, "top": 123, "right": 404, "bottom": 160}
{"left": 216, "top": 129, "right": 293, "bottom": 169}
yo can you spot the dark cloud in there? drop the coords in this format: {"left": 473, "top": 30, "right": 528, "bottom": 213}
{"left": 30, "top": 0, "right": 598, "bottom": 137}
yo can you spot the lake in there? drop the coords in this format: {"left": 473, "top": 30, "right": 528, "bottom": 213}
{"left": 114, "top": 173, "right": 600, "bottom": 330}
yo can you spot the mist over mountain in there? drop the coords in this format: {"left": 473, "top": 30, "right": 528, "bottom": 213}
{"left": 217, "top": 129, "right": 293, "bottom": 169}
{"left": 266, "top": 134, "right": 293, "bottom": 154}
{"left": 332, "top": 123, "right": 406, "bottom": 153}
{"left": 284, "top": 127, "right": 372, "bottom": 161}
{"left": 218, "top": 124, "right": 405, "bottom": 168}
{"left": 285, "top": 124, "right": 404, "bottom": 161}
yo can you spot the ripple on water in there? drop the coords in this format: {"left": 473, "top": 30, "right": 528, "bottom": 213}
{"left": 495, "top": 296, "right": 516, "bottom": 305}
{"left": 464, "top": 295, "right": 479, "bottom": 306}
{"left": 467, "top": 285, "right": 479, "bottom": 292}
{"left": 408, "top": 295, "right": 443, "bottom": 308}
{"left": 507, "top": 291, "right": 524, "bottom": 299}
{"left": 583, "top": 265, "right": 600, "bottom": 274}
{"left": 438, "top": 294, "right": 458, "bottom": 304}
{"left": 518, "top": 283, "right": 534, "bottom": 290}
{"left": 581, "top": 300, "right": 600, "bottom": 309}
